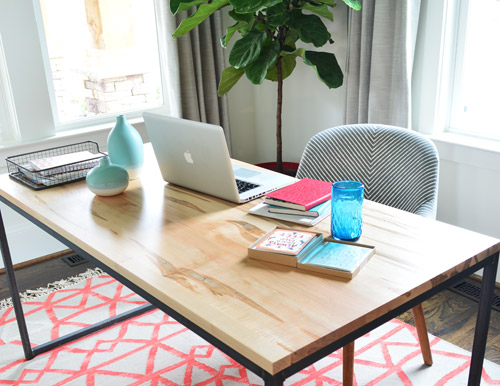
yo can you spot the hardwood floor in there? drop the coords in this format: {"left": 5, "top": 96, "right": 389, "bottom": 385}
{"left": 398, "top": 280, "right": 500, "bottom": 366}
{"left": 1, "top": 253, "right": 500, "bottom": 366}
{"left": 0, "top": 252, "right": 95, "bottom": 300}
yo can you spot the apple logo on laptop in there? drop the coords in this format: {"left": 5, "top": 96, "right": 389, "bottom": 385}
{"left": 184, "top": 150, "right": 194, "bottom": 164}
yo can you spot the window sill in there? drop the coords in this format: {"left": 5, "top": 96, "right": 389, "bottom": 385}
{"left": 430, "top": 132, "right": 500, "bottom": 173}
{"left": 0, "top": 117, "right": 147, "bottom": 174}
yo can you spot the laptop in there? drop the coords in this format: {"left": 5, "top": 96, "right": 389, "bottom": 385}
{"left": 143, "top": 112, "right": 295, "bottom": 203}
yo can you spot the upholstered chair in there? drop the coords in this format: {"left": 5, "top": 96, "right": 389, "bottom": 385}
{"left": 296, "top": 123, "right": 439, "bottom": 386}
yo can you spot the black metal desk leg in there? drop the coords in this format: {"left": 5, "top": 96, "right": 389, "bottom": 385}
{"left": 263, "top": 371, "right": 285, "bottom": 386}
{"left": 468, "top": 252, "right": 499, "bottom": 386}
{"left": 0, "top": 209, "right": 34, "bottom": 360}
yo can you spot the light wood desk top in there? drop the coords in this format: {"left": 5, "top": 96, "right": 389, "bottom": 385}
{"left": 1, "top": 144, "right": 499, "bottom": 374}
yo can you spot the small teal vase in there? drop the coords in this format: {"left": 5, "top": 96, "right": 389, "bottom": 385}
{"left": 107, "top": 115, "right": 144, "bottom": 179}
{"left": 86, "top": 157, "right": 129, "bottom": 196}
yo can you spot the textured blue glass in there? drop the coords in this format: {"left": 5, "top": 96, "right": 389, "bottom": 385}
{"left": 331, "top": 180, "right": 364, "bottom": 241}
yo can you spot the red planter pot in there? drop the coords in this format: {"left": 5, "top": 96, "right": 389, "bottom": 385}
{"left": 256, "top": 162, "right": 299, "bottom": 177}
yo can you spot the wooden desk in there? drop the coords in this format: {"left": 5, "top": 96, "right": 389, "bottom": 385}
{"left": 0, "top": 145, "right": 498, "bottom": 386}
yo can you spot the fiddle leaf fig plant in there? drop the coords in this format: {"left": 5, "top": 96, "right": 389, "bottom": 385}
{"left": 170, "top": 0, "right": 361, "bottom": 173}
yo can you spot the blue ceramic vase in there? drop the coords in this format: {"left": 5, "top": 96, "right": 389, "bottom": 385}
{"left": 86, "top": 157, "right": 129, "bottom": 196}
{"left": 107, "top": 115, "right": 144, "bottom": 180}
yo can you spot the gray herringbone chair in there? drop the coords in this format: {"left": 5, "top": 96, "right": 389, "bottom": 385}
{"left": 297, "top": 123, "right": 439, "bottom": 386}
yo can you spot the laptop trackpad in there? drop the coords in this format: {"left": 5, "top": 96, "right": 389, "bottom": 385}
{"left": 233, "top": 166, "right": 262, "bottom": 179}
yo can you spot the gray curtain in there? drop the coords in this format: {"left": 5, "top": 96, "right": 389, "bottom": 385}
{"left": 156, "top": 2, "right": 231, "bottom": 148}
{"left": 344, "top": 1, "right": 421, "bottom": 128}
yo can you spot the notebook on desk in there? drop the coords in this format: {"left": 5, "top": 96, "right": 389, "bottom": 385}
{"left": 143, "top": 112, "right": 295, "bottom": 203}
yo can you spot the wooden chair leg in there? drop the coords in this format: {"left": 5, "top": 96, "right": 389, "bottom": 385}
{"left": 343, "top": 341, "right": 355, "bottom": 386}
{"left": 342, "top": 306, "right": 430, "bottom": 385}
{"left": 412, "top": 303, "right": 433, "bottom": 365}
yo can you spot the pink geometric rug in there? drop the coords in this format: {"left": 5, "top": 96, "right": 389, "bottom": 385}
{"left": 0, "top": 271, "right": 499, "bottom": 385}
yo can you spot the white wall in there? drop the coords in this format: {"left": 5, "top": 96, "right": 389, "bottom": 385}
{"left": 438, "top": 160, "right": 498, "bottom": 231}
{"left": 433, "top": 136, "right": 500, "bottom": 238}
{"left": 433, "top": 137, "right": 500, "bottom": 283}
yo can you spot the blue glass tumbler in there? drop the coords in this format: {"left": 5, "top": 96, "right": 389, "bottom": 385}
{"left": 331, "top": 181, "right": 364, "bottom": 241}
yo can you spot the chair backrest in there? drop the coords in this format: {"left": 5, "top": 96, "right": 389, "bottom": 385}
{"left": 296, "top": 124, "right": 439, "bottom": 218}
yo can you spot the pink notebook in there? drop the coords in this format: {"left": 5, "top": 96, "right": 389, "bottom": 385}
{"left": 264, "top": 178, "right": 332, "bottom": 211}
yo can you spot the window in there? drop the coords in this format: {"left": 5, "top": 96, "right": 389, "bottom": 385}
{"left": 36, "top": 0, "right": 163, "bottom": 127}
{"left": 0, "top": 1, "right": 168, "bottom": 146}
{"left": 0, "top": 33, "right": 20, "bottom": 144}
{"left": 447, "top": 0, "right": 500, "bottom": 140}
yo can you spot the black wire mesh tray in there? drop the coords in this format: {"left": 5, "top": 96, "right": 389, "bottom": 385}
{"left": 6, "top": 141, "right": 106, "bottom": 190}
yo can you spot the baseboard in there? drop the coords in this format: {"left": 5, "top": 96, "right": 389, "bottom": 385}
{"left": 0, "top": 249, "right": 73, "bottom": 274}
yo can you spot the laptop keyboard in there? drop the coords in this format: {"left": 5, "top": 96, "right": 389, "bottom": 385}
{"left": 235, "top": 179, "right": 260, "bottom": 194}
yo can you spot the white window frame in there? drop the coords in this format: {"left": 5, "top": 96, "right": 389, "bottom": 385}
{"left": 445, "top": 0, "right": 500, "bottom": 141}
{"left": 412, "top": 0, "right": 457, "bottom": 136}
{"left": 412, "top": 0, "right": 500, "bottom": 167}
{"left": 413, "top": 0, "right": 499, "bottom": 143}
{"left": 0, "top": 33, "right": 20, "bottom": 144}
{"left": 446, "top": 0, "right": 470, "bottom": 136}
{"left": 0, "top": 0, "right": 170, "bottom": 148}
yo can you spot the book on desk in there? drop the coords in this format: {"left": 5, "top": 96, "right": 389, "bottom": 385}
{"left": 249, "top": 178, "right": 332, "bottom": 226}
{"left": 248, "top": 227, "right": 375, "bottom": 279}
{"left": 249, "top": 202, "right": 330, "bottom": 226}
{"left": 268, "top": 200, "right": 330, "bottom": 218}
{"left": 263, "top": 178, "right": 332, "bottom": 211}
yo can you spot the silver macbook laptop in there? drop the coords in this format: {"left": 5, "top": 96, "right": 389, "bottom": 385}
{"left": 143, "top": 112, "right": 295, "bottom": 203}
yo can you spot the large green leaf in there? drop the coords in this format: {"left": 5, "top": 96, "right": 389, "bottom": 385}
{"left": 303, "top": 51, "right": 343, "bottom": 88}
{"left": 173, "top": 0, "right": 229, "bottom": 38}
{"left": 284, "top": 29, "right": 299, "bottom": 47}
{"left": 229, "top": 0, "right": 282, "bottom": 14}
{"left": 265, "top": 54, "right": 297, "bottom": 82}
{"left": 284, "top": 47, "right": 305, "bottom": 58}
{"left": 266, "top": 2, "right": 289, "bottom": 27}
{"left": 289, "top": 11, "right": 331, "bottom": 47}
{"left": 301, "top": 3, "right": 333, "bottom": 21}
{"left": 313, "top": 0, "right": 336, "bottom": 6}
{"left": 222, "top": 10, "right": 255, "bottom": 45}
{"left": 244, "top": 41, "right": 280, "bottom": 84}
{"left": 170, "top": 0, "right": 207, "bottom": 14}
{"left": 342, "top": 0, "right": 361, "bottom": 11}
{"left": 228, "top": 9, "right": 254, "bottom": 22}
{"left": 221, "top": 21, "right": 245, "bottom": 48}
{"left": 218, "top": 66, "right": 245, "bottom": 96}
{"left": 228, "top": 30, "right": 267, "bottom": 68}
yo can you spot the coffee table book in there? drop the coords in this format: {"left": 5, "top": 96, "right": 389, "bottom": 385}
{"left": 248, "top": 227, "right": 324, "bottom": 266}
{"left": 248, "top": 227, "right": 375, "bottom": 279}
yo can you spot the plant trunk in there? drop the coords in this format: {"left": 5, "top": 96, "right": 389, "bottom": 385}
{"left": 276, "top": 55, "right": 283, "bottom": 173}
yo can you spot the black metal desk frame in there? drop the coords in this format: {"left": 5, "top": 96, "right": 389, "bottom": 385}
{"left": 0, "top": 196, "right": 498, "bottom": 386}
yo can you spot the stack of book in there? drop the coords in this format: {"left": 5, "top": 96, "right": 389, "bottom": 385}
{"left": 248, "top": 227, "right": 375, "bottom": 279}
{"left": 249, "top": 178, "right": 332, "bottom": 226}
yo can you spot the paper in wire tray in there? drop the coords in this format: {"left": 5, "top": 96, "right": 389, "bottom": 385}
{"left": 5, "top": 141, "right": 106, "bottom": 190}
